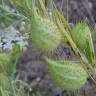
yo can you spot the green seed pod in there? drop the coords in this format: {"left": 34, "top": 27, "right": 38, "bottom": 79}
{"left": 31, "top": 16, "right": 62, "bottom": 52}
{"left": 71, "top": 22, "right": 95, "bottom": 65}
{"left": 12, "top": 0, "right": 62, "bottom": 52}
{"left": 45, "top": 58, "right": 87, "bottom": 91}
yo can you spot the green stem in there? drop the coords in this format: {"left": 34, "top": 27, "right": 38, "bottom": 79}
{"left": 47, "top": 0, "right": 53, "bottom": 16}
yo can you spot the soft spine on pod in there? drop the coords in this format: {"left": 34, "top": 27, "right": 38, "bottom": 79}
{"left": 45, "top": 58, "right": 87, "bottom": 91}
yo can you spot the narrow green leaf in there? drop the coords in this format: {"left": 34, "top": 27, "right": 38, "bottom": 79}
{"left": 11, "top": 0, "right": 36, "bottom": 19}
{"left": 0, "top": 53, "right": 10, "bottom": 72}
{"left": 0, "top": 87, "right": 4, "bottom": 96}
{"left": 0, "top": 74, "right": 13, "bottom": 92}
{"left": 0, "top": 4, "right": 26, "bottom": 26}
{"left": 9, "top": 44, "right": 20, "bottom": 63}
{"left": 7, "top": 44, "right": 20, "bottom": 78}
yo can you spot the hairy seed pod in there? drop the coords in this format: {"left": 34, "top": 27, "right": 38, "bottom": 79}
{"left": 71, "top": 22, "right": 95, "bottom": 64}
{"left": 46, "top": 58, "right": 87, "bottom": 91}
{"left": 31, "top": 16, "right": 62, "bottom": 52}
{"left": 12, "top": 0, "right": 62, "bottom": 52}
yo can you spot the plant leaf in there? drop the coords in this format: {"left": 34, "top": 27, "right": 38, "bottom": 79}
{"left": 0, "top": 87, "right": 4, "bottom": 96}
{"left": 0, "top": 4, "right": 26, "bottom": 26}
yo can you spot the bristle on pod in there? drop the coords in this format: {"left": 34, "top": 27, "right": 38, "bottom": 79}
{"left": 31, "top": 16, "right": 62, "bottom": 52}
{"left": 45, "top": 58, "right": 87, "bottom": 91}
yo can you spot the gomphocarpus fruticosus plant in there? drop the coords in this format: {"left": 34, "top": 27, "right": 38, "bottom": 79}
{"left": 1, "top": 0, "right": 96, "bottom": 94}
{"left": 12, "top": 0, "right": 95, "bottom": 90}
